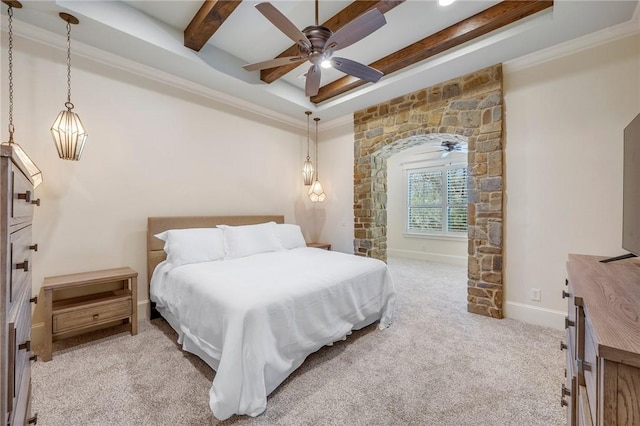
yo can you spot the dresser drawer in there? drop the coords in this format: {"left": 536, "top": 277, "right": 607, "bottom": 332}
{"left": 10, "top": 167, "right": 34, "bottom": 225}
{"left": 578, "top": 385, "right": 594, "bottom": 426}
{"left": 9, "top": 377, "right": 31, "bottom": 426}
{"left": 53, "top": 299, "right": 132, "bottom": 334}
{"left": 7, "top": 290, "right": 32, "bottom": 418}
{"left": 566, "top": 330, "right": 575, "bottom": 378}
{"left": 564, "top": 278, "right": 579, "bottom": 358}
{"left": 9, "top": 225, "right": 32, "bottom": 306}
{"left": 582, "top": 320, "right": 598, "bottom": 422}
{"left": 564, "top": 334, "right": 577, "bottom": 426}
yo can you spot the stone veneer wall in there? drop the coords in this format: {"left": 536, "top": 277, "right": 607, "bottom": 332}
{"left": 353, "top": 64, "right": 504, "bottom": 318}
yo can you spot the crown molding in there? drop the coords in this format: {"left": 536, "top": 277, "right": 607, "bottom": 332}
{"left": 4, "top": 10, "right": 638, "bottom": 132}
{"left": 321, "top": 114, "right": 354, "bottom": 132}
{"left": 1, "top": 19, "right": 311, "bottom": 131}
{"left": 504, "top": 12, "right": 640, "bottom": 73}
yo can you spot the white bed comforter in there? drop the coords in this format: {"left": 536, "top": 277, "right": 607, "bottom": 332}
{"left": 150, "top": 247, "right": 396, "bottom": 420}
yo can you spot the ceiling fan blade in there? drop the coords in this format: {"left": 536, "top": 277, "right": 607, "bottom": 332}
{"left": 330, "top": 57, "right": 383, "bottom": 83}
{"left": 324, "top": 8, "right": 386, "bottom": 52}
{"left": 243, "top": 56, "right": 305, "bottom": 72}
{"left": 255, "top": 2, "right": 311, "bottom": 49}
{"left": 305, "top": 65, "right": 321, "bottom": 97}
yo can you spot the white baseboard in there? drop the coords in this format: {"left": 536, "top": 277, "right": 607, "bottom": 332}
{"left": 388, "top": 248, "right": 467, "bottom": 266}
{"left": 505, "top": 301, "right": 565, "bottom": 330}
{"left": 139, "top": 300, "right": 150, "bottom": 320}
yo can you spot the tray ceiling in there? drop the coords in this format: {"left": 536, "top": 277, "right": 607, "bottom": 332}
{"left": 2, "top": 0, "right": 638, "bottom": 124}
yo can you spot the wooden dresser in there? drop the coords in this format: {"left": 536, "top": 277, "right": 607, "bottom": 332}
{"left": 562, "top": 254, "right": 640, "bottom": 425}
{"left": 1, "top": 145, "right": 39, "bottom": 425}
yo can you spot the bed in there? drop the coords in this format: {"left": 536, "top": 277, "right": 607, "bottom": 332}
{"left": 147, "top": 215, "right": 396, "bottom": 420}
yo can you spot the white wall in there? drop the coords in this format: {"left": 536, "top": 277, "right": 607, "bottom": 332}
{"left": 387, "top": 149, "right": 467, "bottom": 265}
{"left": 313, "top": 119, "right": 355, "bottom": 254}
{"left": 0, "top": 35, "right": 320, "bottom": 319}
{"left": 503, "top": 33, "right": 640, "bottom": 328}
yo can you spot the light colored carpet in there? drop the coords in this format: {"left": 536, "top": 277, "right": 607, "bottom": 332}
{"left": 32, "top": 257, "right": 565, "bottom": 425}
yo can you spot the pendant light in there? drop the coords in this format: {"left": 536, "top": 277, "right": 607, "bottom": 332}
{"left": 308, "top": 117, "right": 326, "bottom": 202}
{"left": 1, "top": 0, "right": 43, "bottom": 188}
{"left": 50, "top": 12, "right": 87, "bottom": 161}
{"left": 302, "top": 111, "right": 314, "bottom": 186}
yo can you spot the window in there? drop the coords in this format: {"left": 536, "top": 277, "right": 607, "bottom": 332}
{"left": 406, "top": 163, "right": 468, "bottom": 236}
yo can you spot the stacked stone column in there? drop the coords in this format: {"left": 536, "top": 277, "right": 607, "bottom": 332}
{"left": 353, "top": 64, "right": 504, "bottom": 318}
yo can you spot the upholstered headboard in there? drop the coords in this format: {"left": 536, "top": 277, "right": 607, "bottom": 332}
{"left": 146, "top": 215, "right": 285, "bottom": 288}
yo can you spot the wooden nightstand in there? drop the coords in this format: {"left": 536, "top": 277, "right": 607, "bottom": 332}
{"left": 42, "top": 267, "right": 138, "bottom": 361}
{"left": 307, "top": 242, "right": 332, "bottom": 250}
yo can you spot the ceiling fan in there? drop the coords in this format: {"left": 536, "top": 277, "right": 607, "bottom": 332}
{"left": 243, "top": 1, "right": 387, "bottom": 97}
{"left": 439, "top": 140, "right": 468, "bottom": 158}
{"left": 414, "top": 140, "right": 469, "bottom": 158}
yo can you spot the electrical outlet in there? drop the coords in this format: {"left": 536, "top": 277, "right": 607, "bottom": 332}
{"left": 530, "top": 288, "right": 541, "bottom": 302}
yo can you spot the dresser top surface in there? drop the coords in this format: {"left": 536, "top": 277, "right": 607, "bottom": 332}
{"left": 567, "top": 253, "right": 640, "bottom": 364}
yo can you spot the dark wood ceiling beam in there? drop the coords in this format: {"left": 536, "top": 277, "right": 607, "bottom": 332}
{"left": 311, "top": 0, "right": 553, "bottom": 104}
{"left": 260, "top": 0, "right": 405, "bottom": 84}
{"left": 184, "top": 0, "right": 242, "bottom": 51}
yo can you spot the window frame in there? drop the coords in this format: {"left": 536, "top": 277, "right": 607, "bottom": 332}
{"left": 403, "top": 160, "right": 468, "bottom": 239}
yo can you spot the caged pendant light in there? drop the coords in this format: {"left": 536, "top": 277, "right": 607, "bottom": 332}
{"left": 50, "top": 12, "right": 87, "bottom": 161}
{"left": 1, "top": 0, "right": 43, "bottom": 188}
{"left": 308, "top": 117, "right": 326, "bottom": 203}
{"left": 302, "top": 111, "right": 314, "bottom": 185}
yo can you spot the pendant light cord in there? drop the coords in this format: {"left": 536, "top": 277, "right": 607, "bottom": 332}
{"left": 7, "top": 5, "right": 14, "bottom": 143}
{"left": 65, "top": 21, "right": 74, "bottom": 110}
{"left": 314, "top": 118, "right": 320, "bottom": 180}
{"left": 305, "top": 111, "right": 311, "bottom": 161}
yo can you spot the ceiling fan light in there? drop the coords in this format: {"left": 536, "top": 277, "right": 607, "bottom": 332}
{"left": 320, "top": 59, "right": 331, "bottom": 69}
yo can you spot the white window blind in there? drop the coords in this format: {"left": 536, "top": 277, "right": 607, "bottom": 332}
{"left": 406, "top": 164, "right": 468, "bottom": 235}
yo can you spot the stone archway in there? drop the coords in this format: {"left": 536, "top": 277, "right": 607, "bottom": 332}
{"left": 353, "top": 64, "right": 504, "bottom": 318}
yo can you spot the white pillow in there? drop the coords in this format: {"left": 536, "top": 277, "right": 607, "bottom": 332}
{"left": 218, "top": 222, "right": 284, "bottom": 260}
{"left": 154, "top": 228, "right": 225, "bottom": 269}
{"left": 277, "top": 224, "right": 307, "bottom": 249}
